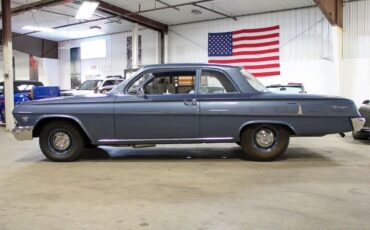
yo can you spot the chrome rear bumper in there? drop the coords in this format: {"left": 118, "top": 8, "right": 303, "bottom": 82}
{"left": 351, "top": 117, "right": 366, "bottom": 132}
{"left": 12, "top": 126, "right": 33, "bottom": 141}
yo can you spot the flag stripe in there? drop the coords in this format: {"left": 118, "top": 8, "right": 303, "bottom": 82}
{"left": 232, "top": 29, "right": 280, "bottom": 38}
{"left": 233, "top": 45, "right": 280, "bottom": 52}
{"left": 232, "top": 33, "right": 279, "bottom": 42}
{"left": 252, "top": 71, "right": 280, "bottom": 77}
{"left": 233, "top": 25, "right": 279, "bottom": 34}
{"left": 233, "top": 37, "right": 279, "bottom": 45}
{"left": 226, "top": 60, "right": 280, "bottom": 66}
{"left": 233, "top": 40, "right": 279, "bottom": 49}
{"left": 249, "top": 68, "right": 280, "bottom": 73}
{"left": 209, "top": 56, "right": 279, "bottom": 64}
{"left": 243, "top": 63, "right": 280, "bottom": 69}
{"left": 233, "top": 48, "right": 279, "bottom": 56}
{"left": 209, "top": 52, "right": 279, "bottom": 60}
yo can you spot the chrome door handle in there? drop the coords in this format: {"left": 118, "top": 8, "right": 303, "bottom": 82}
{"left": 184, "top": 99, "right": 198, "bottom": 106}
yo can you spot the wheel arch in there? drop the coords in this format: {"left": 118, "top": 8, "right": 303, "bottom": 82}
{"left": 33, "top": 115, "right": 93, "bottom": 143}
{"left": 238, "top": 120, "right": 296, "bottom": 138}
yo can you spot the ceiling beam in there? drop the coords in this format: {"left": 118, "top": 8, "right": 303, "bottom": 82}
{"left": 134, "top": 0, "right": 213, "bottom": 14}
{"left": 314, "top": 0, "right": 343, "bottom": 28}
{"left": 0, "top": 0, "right": 74, "bottom": 17}
{"left": 14, "top": 15, "right": 116, "bottom": 37}
{"left": 97, "top": 1, "right": 168, "bottom": 33}
{"left": 156, "top": 0, "right": 180, "bottom": 11}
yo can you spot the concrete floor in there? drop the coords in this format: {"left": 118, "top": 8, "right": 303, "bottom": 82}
{"left": 0, "top": 126, "right": 370, "bottom": 230}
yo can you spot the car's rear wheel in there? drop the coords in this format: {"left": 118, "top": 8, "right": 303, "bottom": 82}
{"left": 352, "top": 131, "right": 369, "bottom": 140}
{"left": 240, "top": 124, "right": 290, "bottom": 161}
{"left": 39, "top": 121, "right": 84, "bottom": 162}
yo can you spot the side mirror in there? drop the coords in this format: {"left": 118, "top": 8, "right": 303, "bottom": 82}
{"left": 363, "top": 100, "right": 370, "bottom": 105}
{"left": 137, "top": 87, "right": 145, "bottom": 97}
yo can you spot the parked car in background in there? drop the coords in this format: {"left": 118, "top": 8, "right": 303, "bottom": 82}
{"left": 352, "top": 99, "right": 370, "bottom": 140}
{"left": 97, "top": 79, "right": 124, "bottom": 94}
{"left": 267, "top": 83, "right": 306, "bottom": 94}
{"left": 61, "top": 76, "right": 123, "bottom": 96}
{"left": 12, "top": 64, "right": 364, "bottom": 162}
{"left": 0, "top": 80, "right": 60, "bottom": 123}
{"left": 60, "top": 78, "right": 103, "bottom": 96}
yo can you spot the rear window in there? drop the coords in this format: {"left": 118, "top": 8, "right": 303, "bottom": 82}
{"left": 240, "top": 68, "right": 268, "bottom": 92}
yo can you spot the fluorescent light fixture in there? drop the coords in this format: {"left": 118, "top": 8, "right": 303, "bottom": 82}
{"left": 22, "top": 25, "right": 56, "bottom": 33}
{"left": 75, "top": 1, "right": 99, "bottom": 20}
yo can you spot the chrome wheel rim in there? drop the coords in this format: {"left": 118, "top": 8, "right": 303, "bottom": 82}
{"left": 51, "top": 132, "right": 71, "bottom": 151}
{"left": 255, "top": 128, "right": 275, "bottom": 148}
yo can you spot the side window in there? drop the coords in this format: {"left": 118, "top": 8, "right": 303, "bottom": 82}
{"left": 102, "top": 80, "right": 115, "bottom": 87}
{"left": 200, "top": 70, "right": 237, "bottom": 94}
{"left": 130, "top": 71, "right": 196, "bottom": 95}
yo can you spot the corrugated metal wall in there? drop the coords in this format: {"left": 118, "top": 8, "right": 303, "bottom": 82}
{"left": 168, "top": 6, "right": 333, "bottom": 63}
{"left": 343, "top": 0, "right": 370, "bottom": 59}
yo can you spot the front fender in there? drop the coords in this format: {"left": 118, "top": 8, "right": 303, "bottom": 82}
{"left": 33, "top": 114, "right": 93, "bottom": 141}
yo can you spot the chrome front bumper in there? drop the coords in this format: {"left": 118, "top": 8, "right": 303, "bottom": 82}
{"left": 351, "top": 117, "right": 366, "bottom": 132}
{"left": 12, "top": 126, "right": 34, "bottom": 141}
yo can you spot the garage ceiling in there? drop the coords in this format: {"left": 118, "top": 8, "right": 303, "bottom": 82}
{"left": 0, "top": 0, "right": 316, "bottom": 42}
{"left": 106, "top": 0, "right": 316, "bottom": 25}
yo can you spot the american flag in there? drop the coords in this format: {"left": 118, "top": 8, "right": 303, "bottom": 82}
{"left": 208, "top": 25, "right": 280, "bottom": 77}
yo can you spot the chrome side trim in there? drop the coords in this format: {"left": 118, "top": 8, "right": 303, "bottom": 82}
{"left": 351, "top": 117, "right": 366, "bottom": 132}
{"left": 98, "top": 137, "right": 234, "bottom": 143}
{"left": 12, "top": 126, "right": 34, "bottom": 141}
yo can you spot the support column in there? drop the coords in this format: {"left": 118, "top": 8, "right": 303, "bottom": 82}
{"left": 2, "top": 0, "right": 15, "bottom": 131}
{"left": 132, "top": 23, "right": 139, "bottom": 69}
{"left": 163, "top": 32, "right": 169, "bottom": 63}
{"left": 332, "top": 26, "right": 343, "bottom": 96}
{"left": 155, "top": 31, "right": 161, "bottom": 64}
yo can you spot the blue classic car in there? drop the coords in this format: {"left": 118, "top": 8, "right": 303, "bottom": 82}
{"left": 1, "top": 80, "right": 44, "bottom": 123}
{"left": 12, "top": 64, "right": 365, "bottom": 162}
{"left": 0, "top": 81, "right": 60, "bottom": 123}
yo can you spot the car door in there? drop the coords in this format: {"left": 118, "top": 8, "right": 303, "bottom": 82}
{"left": 198, "top": 68, "right": 242, "bottom": 139}
{"left": 114, "top": 68, "right": 200, "bottom": 140}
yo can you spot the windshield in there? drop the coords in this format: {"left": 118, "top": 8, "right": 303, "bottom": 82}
{"left": 239, "top": 68, "right": 268, "bottom": 92}
{"left": 110, "top": 68, "right": 144, "bottom": 95}
{"left": 78, "top": 80, "right": 103, "bottom": 90}
{"left": 267, "top": 86, "right": 304, "bottom": 94}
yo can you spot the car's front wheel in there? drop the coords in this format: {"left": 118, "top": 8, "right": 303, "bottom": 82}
{"left": 39, "top": 121, "right": 84, "bottom": 162}
{"left": 240, "top": 124, "right": 290, "bottom": 161}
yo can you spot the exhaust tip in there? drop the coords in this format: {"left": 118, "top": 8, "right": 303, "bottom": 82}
{"left": 339, "top": 132, "right": 345, "bottom": 137}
